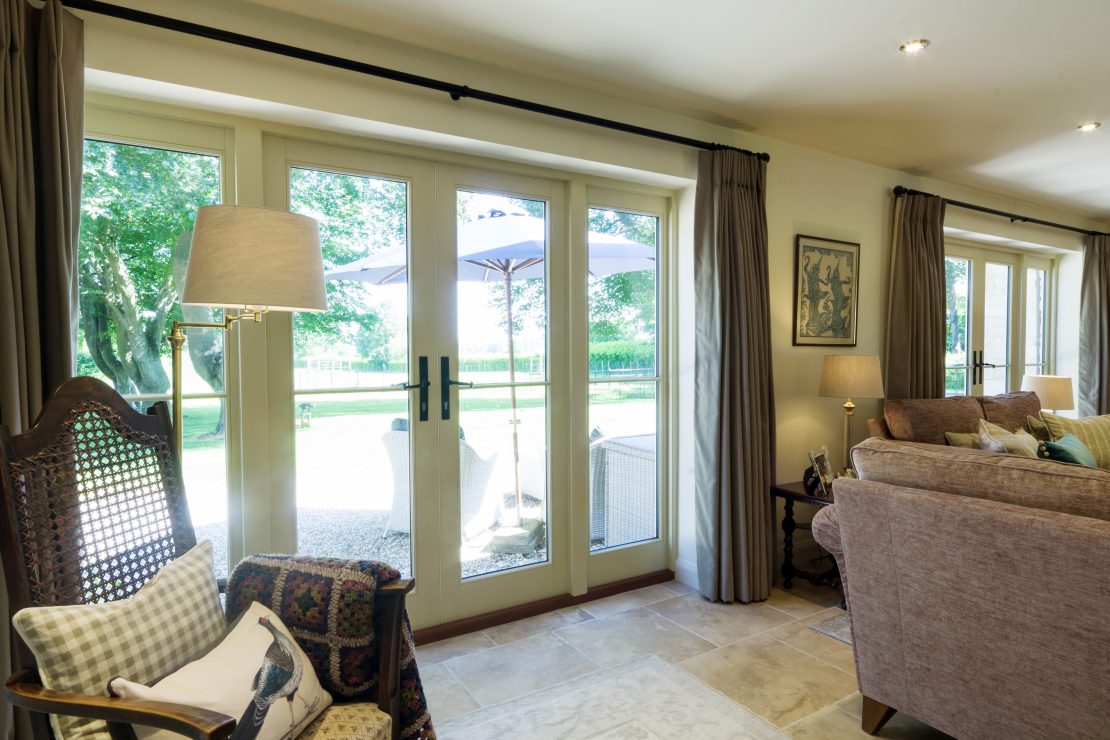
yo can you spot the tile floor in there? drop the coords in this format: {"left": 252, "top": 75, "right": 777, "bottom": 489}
{"left": 417, "top": 580, "right": 951, "bottom": 739}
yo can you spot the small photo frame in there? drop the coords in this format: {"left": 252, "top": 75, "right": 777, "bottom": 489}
{"left": 793, "top": 234, "right": 860, "bottom": 346}
{"left": 808, "top": 446, "right": 834, "bottom": 497}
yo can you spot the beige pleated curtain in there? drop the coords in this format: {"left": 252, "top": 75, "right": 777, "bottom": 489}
{"left": 0, "top": 1, "right": 83, "bottom": 737}
{"left": 694, "top": 149, "right": 775, "bottom": 604}
{"left": 883, "top": 192, "right": 947, "bottom": 400}
{"left": 1080, "top": 234, "right": 1110, "bottom": 417}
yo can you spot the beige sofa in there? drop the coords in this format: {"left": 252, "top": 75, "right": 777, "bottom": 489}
{"left": 866, "top": 390, "right": 1042, "bottom": 443}
{"left": 812, "top": 438, "right": 1110, "bottom": 738}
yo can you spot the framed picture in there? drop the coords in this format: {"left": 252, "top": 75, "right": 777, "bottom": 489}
{"left": 793, "top": 234, "right": 860, "bottom": 346}
{"left": 808, "top": 446, "right": 834, "bottom": 497}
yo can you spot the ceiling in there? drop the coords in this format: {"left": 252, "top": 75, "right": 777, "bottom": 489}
{"left": 240, "top": 0, "right": 1110, "bottom": 221}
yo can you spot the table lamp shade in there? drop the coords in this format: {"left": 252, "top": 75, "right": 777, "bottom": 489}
{"left": 183, "top": 205, "right": 327, "bottom": 312}
{"left": 1021, "top": 374, "right": 1074, "bottom": 411}
{"left": 818, "top": 355, "right": 885, "bottom": 399}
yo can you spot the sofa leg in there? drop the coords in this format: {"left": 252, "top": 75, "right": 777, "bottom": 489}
{"left": 861, "top": 695, "right": 896, "bottom": 735}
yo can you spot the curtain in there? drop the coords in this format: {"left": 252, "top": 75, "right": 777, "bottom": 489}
{"left": 883, "top": 192, "right": 946, "bottom": 400}
{"left": 694, "top": 149, "right": 775, "bottom": 603}
{"left": 1080, "top": 234, "right": 1110, "bottom": 417}
{"left": 0, "top": 1, "right": 83, "bottom": 737}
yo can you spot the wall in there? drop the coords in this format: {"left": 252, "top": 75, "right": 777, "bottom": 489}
{"left": 74, "top": 0, "right": 1110, "bottom": 591}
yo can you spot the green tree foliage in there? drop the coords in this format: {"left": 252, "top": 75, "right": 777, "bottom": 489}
{"left": 78, "top": 140, "right": 221, "bottom": 396}
{"left": 288, "top": 168, "right": 400, "bottom": 363}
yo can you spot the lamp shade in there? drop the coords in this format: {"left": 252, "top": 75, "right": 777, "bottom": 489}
{"left": 183, "top": 205, "right": 327, "bottom": 312}
{"left": 1021, "top": 374, "right": 1074, "bottom": 411}
{"left": 818, "top": 354, "right": 885, "bottom": 399}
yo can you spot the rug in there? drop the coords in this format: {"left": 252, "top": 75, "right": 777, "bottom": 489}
{"left": 437, "top": 654, "right": 786, "bottom": 739}
{"left": 810, "top": 611, "right": 853, "bottom": 645}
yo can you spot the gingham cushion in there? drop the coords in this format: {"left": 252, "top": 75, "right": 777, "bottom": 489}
{"left": 13, "top": 541, "right": 226, "bottom": 740}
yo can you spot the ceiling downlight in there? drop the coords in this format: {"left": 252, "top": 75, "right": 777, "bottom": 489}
{"left": 899, "top": 39, "right": 930, "bottom": 54}
{"left": 1078, "top": 121, "right": 1102, "bottom": 132}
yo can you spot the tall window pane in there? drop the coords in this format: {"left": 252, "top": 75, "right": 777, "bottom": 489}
{"left": 1025, "top": 267, "right": 1048, "bottom": 376}
{"left": 944, "top": 256, "right": 971, "bottom": 396}
{"left": 982, "top": 263, "right": 1012, "bottom": 395}
{"left": 587, "top": 207, "right": 658, "bottom": 551}
{"left": 76, "top": 139, "right": 228, "bottom": 576}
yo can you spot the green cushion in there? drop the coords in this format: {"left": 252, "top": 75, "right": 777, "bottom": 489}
{"left": 1025, "top": 414, "right": 1052, "bottom": 442}
{"left": 1038, "top": 433, "right": 1099, "bottom": 467}
{"left": 1041, "top": 412, "right": 1110, "bottom": 469}
{"left": 944, "top": 431, "right": 981, "bottom": 449}
{"left": 979, "top": 419, "right": 1038, "bottom": 458}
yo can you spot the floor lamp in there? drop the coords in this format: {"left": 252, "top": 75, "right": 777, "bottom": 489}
{"left": 1021, "top": 374, "right": 1075, "bottom": 414}
{"left": 819, "top": 354, "right": 885, "bottom": 472}
{"left": 170, "top": 205, "right": 328, "bottom": 455}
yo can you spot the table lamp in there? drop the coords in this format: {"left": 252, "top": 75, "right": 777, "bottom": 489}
{"left": 170, "top": 205, "right": 327, "bottom": 454}
{"left": 1020, "top": 374, "right": 1074, "bottom": 413}
{"left": 819, "top": 354, "right": 885, "bottom": 472}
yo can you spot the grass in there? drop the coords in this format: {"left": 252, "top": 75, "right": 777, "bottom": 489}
{"left": 181, "top": 381, "right": 655, "bottom": 452}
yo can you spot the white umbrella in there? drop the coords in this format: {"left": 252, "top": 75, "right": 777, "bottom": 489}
{"left": 327, "top": 209, "right": 655, "bottom": 522}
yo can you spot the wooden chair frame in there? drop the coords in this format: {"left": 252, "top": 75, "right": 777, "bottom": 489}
{"left": 0, "top": 377, "right": 413, "bottom": 739}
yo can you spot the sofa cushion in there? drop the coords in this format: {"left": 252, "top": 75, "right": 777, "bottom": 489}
{"left": 978, "top": 419, "right": 1038, "bottom": 458}
{"left": 1041, "top": 412, "right": 1110, "bottom": 469}
{"left": 1026, "top": 414, "right": 1052, "bottom": 441}
{"left": 944, "top": 431, "right": 981, "bottom": 449}
{"left": 851, "top": 437, "right": 1110, "bottom": 521}
{"left": 1038, "top": 434, "right": 1099, "bottom": 468}
{"left": 979, "top": 391, "right": 1041, "bottom": 432}
{"left": 883, "top": 396, "right": 984, "bottom": 445}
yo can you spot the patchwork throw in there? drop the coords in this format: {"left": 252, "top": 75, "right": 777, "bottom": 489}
{"left": 227, "top": 556, "right": 435, "bottom": 739}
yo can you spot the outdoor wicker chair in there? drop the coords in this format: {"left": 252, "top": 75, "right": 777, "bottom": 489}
{"left": 0, "top": 376, "right": 413, "bottom": 740}
{"left": 589, "top": 433, "right": 657, "bottom": 547}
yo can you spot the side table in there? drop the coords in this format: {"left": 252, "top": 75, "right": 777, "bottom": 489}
{"left": 771, "top": 481, "right": 842, "bottom": 602}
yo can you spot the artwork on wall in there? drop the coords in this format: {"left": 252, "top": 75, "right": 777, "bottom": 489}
{"left": 793, "top": 234, "right": 860, "bottom": 346}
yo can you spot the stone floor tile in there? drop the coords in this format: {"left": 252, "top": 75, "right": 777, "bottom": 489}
{"left": 765, "top": 588, "right": 831, "bottom": 619}
{"left": 766, "top": 607, "right": 857, "bottom": 674}
{"left": 556, "top": 607, "right": 715, "bottom": 668}
{"left": 419, "top": 663, "right": 479, "bottom": 722}
{"left": 482, "top": 606, "right": 594, "bottom": 645}
{"left": 580, "top": 584, "right": 677, "bottom": 618}
{"left": 647, "top": 593, "right": 795, "bottom": 646}
{"left": 417, "top": 631, "right": 497, "bottom": 665}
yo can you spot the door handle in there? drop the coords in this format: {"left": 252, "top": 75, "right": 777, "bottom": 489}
{"left": 393, "top": 355, "right": 429, "bottom": 421}
{"left": 970, "top": 350, "right": 997, "bottom": 386}
{"left": 440, "top": 356, "right": 473, "bottom": 420}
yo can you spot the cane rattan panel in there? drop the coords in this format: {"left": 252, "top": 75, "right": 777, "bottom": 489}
{"left": 4, "top": 392, "right": 194, "bottom": 608}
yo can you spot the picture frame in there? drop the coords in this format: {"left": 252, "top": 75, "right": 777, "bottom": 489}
{"left": 808, "top": 446, "right": 834, "bottom": 497}
{"left": 793, "top": 234, "right": 860, "bottom": 346}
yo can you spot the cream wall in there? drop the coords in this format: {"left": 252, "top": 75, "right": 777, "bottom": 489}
{"left": 75, "top": 0, "right": 1110, "bottom": 591}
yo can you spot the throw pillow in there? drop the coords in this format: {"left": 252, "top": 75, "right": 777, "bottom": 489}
{"left": 12, "top": 541, "right": 226, "bottom": 740}
{"left": 978, "top": 419, "right": 1039, "bottom": 458}
{"left": 110, "top": 602, "right": 332, "bottom": 740}
{"left": 1038, "top": 433, "right": 1099, "bottom": 468}
{"left": 1026, "top": 414, "right": 1053, "bottom": 442}
{"left": 1041, "top": 412, "right": 1110, "bottom": 469}
{"left": 944, "top": 431, "right": 981, "bottom": 449}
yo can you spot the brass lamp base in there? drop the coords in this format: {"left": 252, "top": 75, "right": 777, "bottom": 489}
{"left": 841, "top": 397, "right": 855, "bottom": 473}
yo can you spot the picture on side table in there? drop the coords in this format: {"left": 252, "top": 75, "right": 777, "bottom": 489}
{"left": 808, "top": 446, "right": 834, "bottom": 497}
{"left": 793, "top": 234, "right": 860, "bottom": 346}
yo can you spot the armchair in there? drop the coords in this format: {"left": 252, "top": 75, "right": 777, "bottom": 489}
{"left": 0, "top": 377, "right": 418, "bottom": 740}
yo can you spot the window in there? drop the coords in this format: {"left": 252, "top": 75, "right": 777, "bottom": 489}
{"left": 944, "top": 243, "right": 1054, "bottom": 397}
{"left": 76, "top": 137, "right": 229, "bottom": 577}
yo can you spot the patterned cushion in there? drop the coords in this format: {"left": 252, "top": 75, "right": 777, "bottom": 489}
{"left": 979, "top": 419, "right": 1039, "bottom": 458}
{"left": 300, "top": 703, "right": 391, "bottom": 740}
{"left": 1041, "top": 412, "right": 1110, "bottom": 470}
{"left": 12, "top": 541, "right": 226, "bottom": 740}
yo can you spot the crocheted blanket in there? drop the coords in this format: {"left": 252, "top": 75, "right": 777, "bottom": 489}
{"left": 226, "top": 555, "right": 435, "bottom": 739}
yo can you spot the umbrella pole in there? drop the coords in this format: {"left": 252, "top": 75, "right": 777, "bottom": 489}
{"left": 504, "top": 272, "right": 524, "bottom": 525}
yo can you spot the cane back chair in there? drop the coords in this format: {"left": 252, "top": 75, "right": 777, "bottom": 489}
{"left": 0, "top": 377, "right": 413, "bottom": 739}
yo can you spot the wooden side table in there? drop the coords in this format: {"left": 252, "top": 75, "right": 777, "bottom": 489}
{"left": 771, "top": 481, "right": 841, "bottom": 600}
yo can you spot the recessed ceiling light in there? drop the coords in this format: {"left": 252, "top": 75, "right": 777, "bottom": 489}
{"left": 899, "top": 39, "right": 930, "bottom": 54}
{"left": 1078, "top": 121, "right": 1102, "bottom": 132}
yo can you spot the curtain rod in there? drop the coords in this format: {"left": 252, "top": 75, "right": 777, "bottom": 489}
{"left": 63, "top": 0, "right": 770, "bottom": 161}
{"left": 893, "top": 185, "right": 1107, "bottom": 238}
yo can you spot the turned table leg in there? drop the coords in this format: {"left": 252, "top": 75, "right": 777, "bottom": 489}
{"left": 781, "top": 498, "right": 796, "bottom": 589}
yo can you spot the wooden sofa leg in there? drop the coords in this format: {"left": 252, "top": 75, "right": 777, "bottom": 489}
{"left": 861, "top": 695, "right": 896, "bottom": 735}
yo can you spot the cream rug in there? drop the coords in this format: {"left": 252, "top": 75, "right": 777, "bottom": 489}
{"left": 810, "top": 611, "right": 853, "bottom": 646}
{"left": 437, "top": 654, "right": 786, "bottom": 739}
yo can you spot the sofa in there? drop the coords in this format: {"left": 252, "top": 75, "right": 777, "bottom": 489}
{"left": 865, "top": 390, "right": 1042, "bottom": 444}
{"left": 812, "top": 437, "right": 1110, "bottom": 738}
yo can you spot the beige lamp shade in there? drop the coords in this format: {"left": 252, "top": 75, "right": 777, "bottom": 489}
{"left": 1021, "top": 374, "right": 1074, "bottom": 411}
{"left": 818, "top": 354, "right": 885, "bottom": 399}
{"left": 183, "top": 205, "right": 327, "bottom": 312}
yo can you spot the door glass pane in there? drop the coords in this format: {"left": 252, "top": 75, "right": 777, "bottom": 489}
{"left": 456, "top": 191, "right": 549, "bottom": 578}
{"left": 944, "top": 256, "right": 971, "bottom": 396}
{"left": 1025, "top": 267, "right": 1048, "bottom": 373}
{"left": 76, "top": 139, "right": 228, "bottom": 573}
{"left": 289, "top": 167, "right": 412, "bottom": 575}
{"left": 587, "top": 207, "right": 659, "bottom": 550}
{"left": 983, "top": 262, "right": 1011, "bottom": 395}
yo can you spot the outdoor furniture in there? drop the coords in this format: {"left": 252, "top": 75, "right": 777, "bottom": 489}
{"left": 589, "top": 433, "right": 657, "bottom": 547}
{"left": 0, "top": 376, "right": 414, "bottom": 740}
{"left": 382, "top": 431, "right": 500, "bottom": 540}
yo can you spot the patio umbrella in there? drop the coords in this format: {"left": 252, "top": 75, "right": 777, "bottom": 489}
{"left": 327, "top": 208, "right": 655, "bottom": 522}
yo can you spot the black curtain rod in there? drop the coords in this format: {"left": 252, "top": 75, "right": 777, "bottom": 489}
{"left": 63, "top": 0, "right": 769, "bottom": 161}
{"left": 893, "top": 185, "right": 1106, "bottom": 238}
